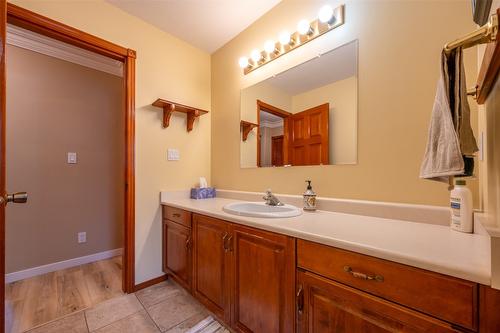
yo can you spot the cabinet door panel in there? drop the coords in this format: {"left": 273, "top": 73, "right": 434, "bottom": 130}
{"left": 232, "top": 225, "right": 295, "bottom": 333}
{"left": 297, "top": 270, "right": 457, "bottom": 333}
{"left": 163, "top": 221, "right": 191, "bottom": 290}
{"left": 193, "top": 214, "right": 231, "bottom": 321}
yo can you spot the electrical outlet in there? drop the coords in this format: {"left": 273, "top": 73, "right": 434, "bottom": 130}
{"left": 67, "top": 152, "right": 77, "bottom": 164}
{"left": 78, "top": 232, "right": 86, "bottom": 243}
{"left": 167, "top": 148, "right": 180, "bottom": 161}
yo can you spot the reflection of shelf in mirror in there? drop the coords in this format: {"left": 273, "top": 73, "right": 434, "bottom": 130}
{"left": 240, "top": 120, "right": 259, "bottom": 141}
{"left": 152, "top": 98, "right": 209, "bottom": 132}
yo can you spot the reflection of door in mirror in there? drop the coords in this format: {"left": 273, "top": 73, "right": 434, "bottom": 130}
{"left": 271, "top": 135, "right": 284, "bottom": 166}
{"left": 289, "top": 103, "right": 329, "bottom": 166}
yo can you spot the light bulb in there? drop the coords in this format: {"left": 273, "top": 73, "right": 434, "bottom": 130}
{"left": 297, "top": 19, "right": 312, "bottom": 35}
{"left": 278, "top": 30, "right": 291, "bottom": 45}
{"left": 264, "top": 40, "right": 275, "bottom": 54}
{"left": 238, "top": 56, "right": 249, "bottom": 68}
{"left": 251, "top": 49, "right": 262, "bottom": 63}
{"left": 318, "top": 5, "right": 334, "bottom": 24}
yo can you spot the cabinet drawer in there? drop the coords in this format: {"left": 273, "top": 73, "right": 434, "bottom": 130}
{"left": 297, "top": 239, "right": 477, "bottom": 330}
{"left": 163, "top": 206, "right": 191, "bottom": 227}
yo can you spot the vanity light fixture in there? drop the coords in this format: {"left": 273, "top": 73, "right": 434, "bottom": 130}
{"left": 278, "top": 30, "right": 293, "bottom": 46}
{"left": 318, "top": 5, "right": 335, "bottom": 25}
{"left": 297, "top": 19, "right": 314, "bottom": 36}
{"left": 264, "top": 39, "right": 278, "bottom": 56}
{"left": 238, "top": 56, "right": 249, "bottom": 68}
{"left": 251, "top": 49, "right": 262, "bottom": 64}
{"left": 238, "top": 4, "right": 345, "bottom": 75}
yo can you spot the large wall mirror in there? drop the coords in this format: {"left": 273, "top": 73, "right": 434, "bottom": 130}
{"left": 240, "top": 40, "right": 358, "bottom": 168}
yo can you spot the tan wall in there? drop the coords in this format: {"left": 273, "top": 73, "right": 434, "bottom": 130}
{"left": 6, "top": 45, "right": 124, "bottom": 273}
{"left": 212, "top": 0, "right": 478, "bottom": 206}
{"left": 291, "top": 76, "right": 357, "bottom": 164}
{"left": 9, "top": 0, "right": 211, "bottom": 283}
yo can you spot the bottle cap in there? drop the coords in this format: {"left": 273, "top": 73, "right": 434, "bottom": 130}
{"left": 455, "top": 179, "right": 466, "bottom": 186}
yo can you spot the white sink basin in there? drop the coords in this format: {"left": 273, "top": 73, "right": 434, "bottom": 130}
{"left": 223, "top": 201, "right": 302, "bottom": 218}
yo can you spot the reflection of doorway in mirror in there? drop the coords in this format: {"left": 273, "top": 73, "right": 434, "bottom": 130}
{"left": 257, "top": 100, "right": 290, "bottom": 167}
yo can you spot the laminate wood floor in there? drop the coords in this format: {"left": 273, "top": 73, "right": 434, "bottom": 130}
{"left": 5, "top": 256, "right": 123, "bottom": 333}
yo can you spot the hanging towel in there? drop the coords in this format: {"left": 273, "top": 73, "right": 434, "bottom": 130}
{"left": 451, "top": 48, "right": 479, "bottom": 156}
{"left": 420, "top": 50, "right": 465, "bottom": 183}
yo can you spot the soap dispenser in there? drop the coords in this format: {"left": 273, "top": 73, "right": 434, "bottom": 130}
{"left": 303, "top": 180, "right": 317, "bottom": 211}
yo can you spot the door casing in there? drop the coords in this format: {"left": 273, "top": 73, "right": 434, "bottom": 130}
{"left": 1, "top": 3, "right": 137, "bottom": 309}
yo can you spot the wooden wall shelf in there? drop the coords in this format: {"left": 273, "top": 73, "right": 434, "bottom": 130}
{"left": 240, "top": 120, "right": 258, "bottom": 141}
{"left": 152, "top": 98, "right": 208, "bottom": 132}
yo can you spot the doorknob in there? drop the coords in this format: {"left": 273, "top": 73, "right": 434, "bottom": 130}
{"left": 1, "top": 192, "right": 28, "bottom": 205}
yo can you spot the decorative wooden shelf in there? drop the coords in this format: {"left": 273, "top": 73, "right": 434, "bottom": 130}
{"left": 152, "top": 98, "right": 209, "bottom": 132}
{"left": 240, "top": 120, "right": 259, "bottom": 141}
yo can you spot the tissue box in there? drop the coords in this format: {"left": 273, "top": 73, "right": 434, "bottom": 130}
{"left": 190, "top": 187, "right": 216, "bottom": 199}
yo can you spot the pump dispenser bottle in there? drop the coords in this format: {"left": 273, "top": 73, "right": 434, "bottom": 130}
{"left": 303, "top": 180, "right": 317, "bottom": 211}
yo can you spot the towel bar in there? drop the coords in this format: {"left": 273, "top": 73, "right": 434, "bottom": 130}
{"left": 444, "top": 13, "right": 498, "bottom": 53}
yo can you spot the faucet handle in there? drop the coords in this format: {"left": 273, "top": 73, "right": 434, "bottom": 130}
{"left": 265, "top": 189, "right": 272, "bottom": 194}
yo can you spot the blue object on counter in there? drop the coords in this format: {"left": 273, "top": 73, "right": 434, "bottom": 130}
{"left": 190, "top": 187, "right": 216, "bottom": 199}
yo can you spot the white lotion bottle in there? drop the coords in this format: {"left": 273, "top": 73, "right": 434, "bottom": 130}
{"left": 450, "top": 179, "right": 473, "bottom": 233}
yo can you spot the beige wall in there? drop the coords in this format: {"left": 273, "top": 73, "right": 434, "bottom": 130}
{"left": 9, "top": 0, "right": 211, "bottom": 283}
{"left": 291, "top": 76, "right": 357, "bottom": 164}
{"left": 6, "top": 45, "right": 124, "bottom": 273}
{"left": 212, "top": 0, "right": 478, "bottom": 206}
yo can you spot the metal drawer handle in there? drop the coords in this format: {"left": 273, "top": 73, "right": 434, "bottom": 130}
{"left": 344, "top": 266, "right": 384, "bottom": 282}
{"left": 222, "top": 232, "right": 229, "bottom": 251}
{"left": 172, "top": 213, "right": 181, "bottom": 218}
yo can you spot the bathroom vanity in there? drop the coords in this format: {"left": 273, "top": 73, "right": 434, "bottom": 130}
{"left": 161, "top": 193, "right": 499, "bottom": 332}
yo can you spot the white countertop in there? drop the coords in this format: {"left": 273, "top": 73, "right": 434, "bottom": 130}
{"left": 160, "top": 195, "right": 491, "bottom": 285}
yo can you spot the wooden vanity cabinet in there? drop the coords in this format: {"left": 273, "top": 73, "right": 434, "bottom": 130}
{"left": 297, "top": 269, "right": 458, "bottom": 333}
{"left": 192, "top": 213, "right": 296, "bottom": 332}
{"left": 231, "top": 224, "right": 295, "bottom": 333}
{"left": 192, "top": 214, "right": 232, "bottom": 322}
{"left": 162, "top": 206, "right": 192, "bottom": 291}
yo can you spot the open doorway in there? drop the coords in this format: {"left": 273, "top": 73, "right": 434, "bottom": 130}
{"left": 2, "top": 4, "right": 136, "bottom": 333}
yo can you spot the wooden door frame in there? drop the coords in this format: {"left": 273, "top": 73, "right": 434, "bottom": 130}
{"left": 1, "top": 0, "right": 7, "bottom": 331}
{"left": 256, "top": 100, "right": 291, "bottom": 167}
{"left": 4, "top": 3, "right": 136, "bottom": 294}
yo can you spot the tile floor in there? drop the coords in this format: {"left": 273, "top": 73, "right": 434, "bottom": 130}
{"left": 24, "top": 279, "right": 229, "bottom": 333}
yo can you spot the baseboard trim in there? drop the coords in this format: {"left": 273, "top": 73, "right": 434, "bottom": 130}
{"left": 134, "top": 274, "right": 168, "bottom": 292}
{"left": 6, "top": 248, "right": 123, "bottom": 283}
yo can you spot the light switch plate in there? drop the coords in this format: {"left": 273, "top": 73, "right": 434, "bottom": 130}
{"left": 67, "top": 152, "right": 77, "bottom": 164}
{"left": 167, "top": 148, "right": 180, "bottom": 161}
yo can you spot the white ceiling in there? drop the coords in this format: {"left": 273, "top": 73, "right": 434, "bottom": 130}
{"left": 107, "top": 0, "right": 281, "bottom": 53}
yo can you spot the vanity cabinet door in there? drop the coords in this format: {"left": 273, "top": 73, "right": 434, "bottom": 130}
{"left": 297, "top": 269, "right": 457, "bottom": 333}
{"left": 192, "top": 214, "right": 231, "bottom": 322}
{"left": 231, "top": 224, "right": 295, "bottom": 333}
{"left": 163, "top": 220, "right": 192, "bottom": 291}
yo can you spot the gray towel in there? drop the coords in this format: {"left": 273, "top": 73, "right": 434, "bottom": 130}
{"left": 420, "top": 51, "right": 465, "bottom": 183}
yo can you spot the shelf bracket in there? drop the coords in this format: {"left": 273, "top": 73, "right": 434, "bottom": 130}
{"left": 187, "top": 109, "right": 201, "bottom": 132}
{"left": 240, "top": 121, "right": 259, "bottom": 141}
{"left": 162, "top": 104, "right": 175, "bottom": 128}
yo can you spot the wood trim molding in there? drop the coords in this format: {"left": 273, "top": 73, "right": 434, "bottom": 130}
{"left": 124, "top": 52, "right": 136, "bottom": 294}
{"left": 6, "top": 24, "right": 123, "bottom": 77}
{"left": 257, "top": 99, "right": 292, "bottom": 118}
{"left": 1, "top": 1, "right": 7, "bottom": 332}
{"left": 7, "top": 3, "right": 129, "bottom": 60}
{"left": 476, "top": 8, "right": 500, "bottom": 104}
{"left": 6, "top": 3, "right": 136, "bottom": 294}
{"left": 134, "top": 274, "right": 168, "bottom": 292}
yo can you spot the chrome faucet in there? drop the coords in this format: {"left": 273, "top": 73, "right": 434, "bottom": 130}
{"left": 263, "top": 189, "right": 284, "bottom": 206}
